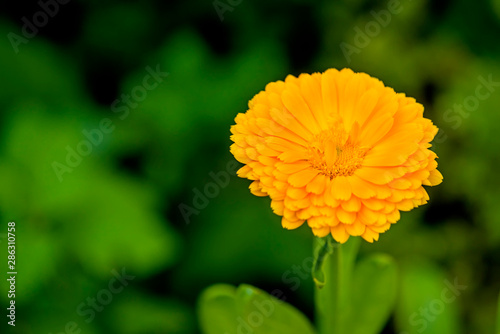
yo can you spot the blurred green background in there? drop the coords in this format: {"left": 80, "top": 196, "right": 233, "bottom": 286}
{"left": 0, "top": 0, "right": 499, "bottom": 333}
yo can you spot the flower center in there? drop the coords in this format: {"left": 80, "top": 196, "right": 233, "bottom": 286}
{"left": 307, "top": 125, "right": 369, "bottom": 179}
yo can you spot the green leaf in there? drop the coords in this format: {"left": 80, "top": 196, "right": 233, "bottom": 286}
{"left": 198, "top": 284, "right": 239, "bottom": 334}
{"left": 349, "top": 254, "right": 398, "bottom": 334}
{"left": 312, "top": 236, "right": 334, "bottom": 289}
{"left": 236, "top": 284, "right": 315, "bottom": 334}
{"left": 198, "top": 284, "right": 315, "bottom": 334}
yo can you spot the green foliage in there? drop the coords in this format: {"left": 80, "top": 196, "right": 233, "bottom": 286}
{"left": 350, "top": 254, "right": 398, "bottom": 334}
{"left": 497, "top": 291, "right": 500, "bottom": 334}
{"left": 198, "top": 284, "right": 239, "bottom": 334}
{"left": 0, "top": 0, "right": 499, "bottom": 332}
{"left": 395, "top": 261, "right": 463, "bottom": 334}
{"left": 198, "top": 284, "right": 315, "bottom": 334}
{"left": 109, "top": 292, "right": 195, "bottom": 334}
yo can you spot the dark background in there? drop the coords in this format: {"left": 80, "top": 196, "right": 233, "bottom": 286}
{"left": 0, "top": 0, "right": 499, "bottom": 333}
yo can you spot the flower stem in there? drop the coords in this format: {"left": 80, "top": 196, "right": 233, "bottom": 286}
{"left": 314, "top": 236, "right": 360, "bottom": 334}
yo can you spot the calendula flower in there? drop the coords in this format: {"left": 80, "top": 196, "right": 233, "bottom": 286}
{"left": 230, "top": 68, "right": 442, "bottom": 243}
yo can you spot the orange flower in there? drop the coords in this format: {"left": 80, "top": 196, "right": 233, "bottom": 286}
{"left": 230, "top": 68, "right": 442, "bottom": 243}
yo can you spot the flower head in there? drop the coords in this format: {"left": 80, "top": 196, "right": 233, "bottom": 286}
{"left": 230, "top": 68, "right": 442, "bottom": 243}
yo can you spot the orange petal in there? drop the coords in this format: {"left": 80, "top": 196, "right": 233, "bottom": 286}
{"left": 396, "top": 199, "right": 415, "bottom": 211}
{"left": 386, "top": 209, "right": 401, "bottom": 223}
{"left": 362, "top": 198, "right": 385, "bottom": 211}
{"left": 282, "top": 217, "right": 305, "bottom": 230}
{"left": 341, "top": 196, "right": 361, "bottom": 212}
{"left": 276, "top": 161, "right": 310, "bottom": 174}
{"left": 270, "top": 107, "right": 312, "bottom": 141}
{"left": 350, "top": 175, "right": 377, "bottom": 199}
{"left": 299, "top": 73, "right": 329, "bottom": 130}
{"left": 358, "top": 205, "right": 379, "bottom": 225}
{"left": 306, "top": 174, "right": 328, "bottom": 194}
{"left": 389, "top": 178, "right": 412, "bottom": 190}
{"left": 321, "top": 69, "right": 340, "bottom": 116}
{"left": 256, "top": 118, "right": 308, "bottom": 146}
{"left": 287, "top": 186, "right": 309, "bottom": 199}
{"left": 423, "top": 169, "right": 443, "bottom": 186}
{"left": 361, "top": 227, "right": 379, "bottom": 242}
{"left": 331, "top": 176, "right": 352, "bottom": 200}
{"left": 249, "top": 181, "right": 267, "bottom": 196}
{"left": 331, "top": 224, "right": 350, "bottom": 243}
{"left": 278, "top": 150, "right": 308, "bottom": 163}
{"left": 312, "top": 226, "right": 331, "bottom": 237}
{"left": 307, "top": 216, "right": 324, "bottom": 228}
{"left": 355, "top": 167, "right": 394, "bottom": 185}
{"left": 345, "top": 219, "right": 366, "bottom": 236}
{"left": 336, "top": 207, "right": 356, "bottom": 224}
{"left": 371, "top": 223, "right": 391, "bottom": 233}
{"left": 358, "top": 104, "right": 396, "bottom": 147}
{"left": 288, "top": 168, "right": 319, "bottom": 188}
{"left": 352, "top": 88, "right": 381, "bottom": 128}
{"left": 324, "top": 181, "right": 340, "bottom": 207}
{"left": 281, "top": 87, "right": 321, "bottom": 134}
{"left": 266, "top": 136, "right": 307, "bottom": 152}
{"left": 340, "top": 73, "right": 365, "bottom": 132}
{"left": 270, "top": 200, "right": 284, "bottom": 215}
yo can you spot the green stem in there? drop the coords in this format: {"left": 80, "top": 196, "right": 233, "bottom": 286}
{"left": 335, "top": 243, "right": 343, "bottom": 330}
{"left": 314, "top": 236, "right": 360, "bottom": 334}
